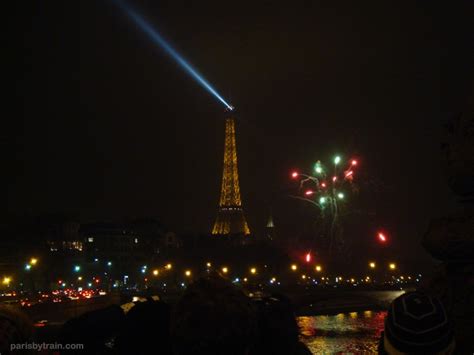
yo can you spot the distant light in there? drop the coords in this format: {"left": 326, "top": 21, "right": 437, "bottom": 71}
{"left": 378, "top": 232, "right": 387, "bottom": 242}
{"left": 291, "top": 171, "right": 299, "bottom": 178}
{"left": 77, "top": 276, "right": 83, "bottom": 281}
{"left": 334, "top": 156, "right": 341, "bottom": 164}
{"left": 351, "top": 159, "right": 358, "bottom": 166}
{"left": 319, "top": 197, "right": 326, "bottom": 204}
{"left": 221, "top": 267, "right": 228, "bottom": 274}
{"left": 30, "top": 258, "right": 38, "bottom": 265}
{"left": 291, "top": 264, "right": 298, "bottom": 271}
{"left": 88, "top": 283, "right": 92, "bottom": 287}
{"left": 25, "top": 264, "right": 32, "bottom": 271}
{"left": 389, "top": 263, "right": 396, "bottom": 270}
{"left": 62, "top": 283, "right": 66, "bottom": 287}
{"left": 332, "top": 176, "right": 337, "bottom": 182}
{"left": 369, "top": 262, "right": 376, "bottom": 269}
{"left": 206, "top": 262, "right": 212, "bottom": 268}
{"left": 234, "top": 278, "right": 240, "bottom": 282}
{"left": 74, "top": 265, "right": 81, "bottom": 272}
{"left": 305, "top": 253, "right": 311, "bottom": 263}
{"left": 345, "top": 170, "right": 353, "bottom": 178}
{"left": 2, "top": 277, "right": 11, "bottom": 285}
{"left": 165, "top": 263, "right": 172, "bottom": 270}
{"left": 321, "top": 182, "right": 327, "bottom": 188}
{"left": 185, "top": 270, "right": 191, "bottom": 277}
{"left": 315, "top": 265, "right": 322, "bottom": 272}
{"left": 305, "top": 190, "right": 314, "bottom": 196}
{"left": 141, "top": 269, "right": 146, "bottom": 274}
{"left": 250, "top": 267, "right": 257, "bottom": 274}
{"left": 107, "top": 261, "right": 112, "bottom": 266}
{"left": 153, "top": 269, "right": 159, "bottom": 276}
{"left": 337, "top": 192, "right": 344, "bottom": 199}
{"left": 94, "top": 258, "right": 99, "bottom": 262}
{"left": 301, "top": 274, "right": 306, "bottom": 279}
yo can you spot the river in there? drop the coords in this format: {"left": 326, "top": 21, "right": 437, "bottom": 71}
{"left": 298, "top": 310, "right": 386, "bottom": 354}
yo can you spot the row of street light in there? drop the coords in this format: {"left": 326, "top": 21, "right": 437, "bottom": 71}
{"left": 2, "top": 257, "right": 399, "bottom": 290}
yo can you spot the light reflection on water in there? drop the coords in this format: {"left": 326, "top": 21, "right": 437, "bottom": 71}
{"left": 298, "top": 310, "right": 386, "bottom": 354}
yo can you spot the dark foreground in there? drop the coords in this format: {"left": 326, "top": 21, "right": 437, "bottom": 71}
{"left": 28, "top": 289, "right": 404, "bottom": 352}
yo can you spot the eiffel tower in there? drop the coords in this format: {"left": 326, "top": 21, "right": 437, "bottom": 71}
{"left": 212, "top": 109, "right": 251, "bottom": 236}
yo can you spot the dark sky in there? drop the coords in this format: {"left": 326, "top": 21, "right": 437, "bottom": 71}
{"left": 8, "top": 1, "right": 474, "bottom": 263}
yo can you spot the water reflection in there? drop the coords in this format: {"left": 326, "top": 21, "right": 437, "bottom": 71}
{"left": 298, "top": 311, "right": 386, "bottom": 354}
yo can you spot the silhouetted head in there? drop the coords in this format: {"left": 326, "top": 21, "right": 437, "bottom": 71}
{"left": 171, "top": 275, "right": 257, "bottom": 355}
{"left": 59, "top": 304, "right": 125, "bottom": 354}
{"left": 250, "top": 294, "right": 308, "bottom": 355}
{"left": 115, "top": 299, "right": 171, "bottom": 355}
{"left": 0, "top": 305, "right": 33, "bottom": 355}
{"left": 379, "top": 291, "right": 455, "bottom": 354}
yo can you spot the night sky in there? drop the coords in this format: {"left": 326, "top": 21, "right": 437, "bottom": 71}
{"left": 9, "top": 1, "right": 474, "bottom": 264}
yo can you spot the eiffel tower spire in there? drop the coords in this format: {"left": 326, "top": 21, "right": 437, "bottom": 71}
{"left": 212, "top": 109, "right": 250, "bottom": 236}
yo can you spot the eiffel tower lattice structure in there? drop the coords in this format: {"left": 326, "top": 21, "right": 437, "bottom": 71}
{"left": 212, "top": 110, "right": 251, "bottom": 236}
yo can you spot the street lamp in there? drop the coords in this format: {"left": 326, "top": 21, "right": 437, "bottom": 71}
{"left": 221, "top": 267, "right": 228, "bottom": 274}
{"left": 315, "top": 265, "right": 322, "bottom": 272}
{"left": 291, "top": 264, "right": 298, "bottom": 271}
{"left": 153, "top": 269, "right": 159, "bottom": 276}
{"left": 369, "top": 262, "right": 376, "bottom": 269}
{"left": 389, "top": 263, "right": 396, "bottom": 270}
{"left": 250, "top": 267, "right": 257, "bottom": 275}
{"left": 2, "top": 277, "right": 11, "bottom": 286}
{"left": 30, "top": 258, "right": 38, "bottom": 265}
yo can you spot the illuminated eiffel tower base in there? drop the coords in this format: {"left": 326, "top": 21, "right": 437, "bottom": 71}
{"left": 212, "top": 110, "right": 250, "bottom": 236}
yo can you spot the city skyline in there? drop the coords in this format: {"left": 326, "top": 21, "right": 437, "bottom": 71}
{"left": 8, "top": 1, "right": 474, "bottom": 267}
